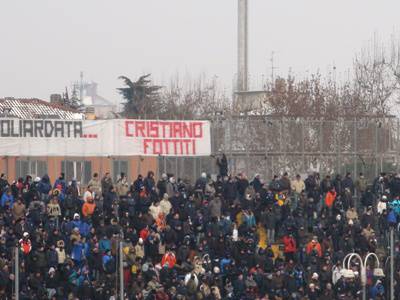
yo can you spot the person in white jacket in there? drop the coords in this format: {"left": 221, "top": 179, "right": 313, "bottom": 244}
{"left": 377, "top": 195, "right": 387, "bottom": 215}
{"left": 159, "top": 193, "right": 172, "bottom": 216}
{"left": 232, "top": 223, "right": 238, "bottom": 242}
{"left": 149, "top": 201, "right": 162, "bottom": 220}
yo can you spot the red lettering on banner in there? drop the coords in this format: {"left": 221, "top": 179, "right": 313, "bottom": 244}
{"left": 182, "top": 139, "right": 190, "bottom": 154}
{"left": 140, "top": 138, "right": 202, "bottom": 155}
{"left": 170, "top": 139, "right": 176, "bottom": 154}
{"left": 160, "top": 122, "right": 167, "bottom": 138}
{"left": 170, "top": 122, "right": 179, "bottom": 138}
{"left": 125, "top": 121, "right": 135, "bottom": 137}
{"left": 163, "top": 139, "right": 170, "bottom": 154}
{"left": 149, "top": 121, "right": 159, "bottom": 138}
{"left": 143, "top": 139, "right": 151, "bottom": 154}
{"left": 153, "top": 139, "right": 162, "bottom": 154}
{"left": 182, "top": 122, "right": 193, "bottom": 138}
{"left": 179, "top": 139, "right": 183, "bottom": 154}
{"left": 193, "top": 122, "right": 203, "bottom": 138}
{"left": 135, "top": 121, "right": 145, "bottom": 137}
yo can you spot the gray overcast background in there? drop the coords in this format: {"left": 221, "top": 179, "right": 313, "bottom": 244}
{"left": 0, "top": 0, "right": 399, "bottom": 104}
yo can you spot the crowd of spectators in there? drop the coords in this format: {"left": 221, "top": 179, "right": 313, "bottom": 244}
{"left": 0, "top": 156, "right": 399, "bottom": 299}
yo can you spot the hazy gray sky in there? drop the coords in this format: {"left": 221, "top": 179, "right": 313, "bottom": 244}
{"left": 1, "top": 0, "right": 399, "bottom": 104}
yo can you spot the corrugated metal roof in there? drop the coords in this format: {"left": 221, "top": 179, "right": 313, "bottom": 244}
{"left": 0, "top": 98, "right": 84, "bottom": 119}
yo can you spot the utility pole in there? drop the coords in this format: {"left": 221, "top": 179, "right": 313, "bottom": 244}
{"left": 270, "top": 51, "right": 275, "bottom": 85}
{"left": 119, "top": 239, "right": 124, "bottom": 300}
{"left": 79, "top": 71, "right": 84, "bottom": 103}
{"left": 390, "top": 227, "right": 394, "bottom": 300}
{"left": 237, "top": 0, "right": 248, "bottom": 92}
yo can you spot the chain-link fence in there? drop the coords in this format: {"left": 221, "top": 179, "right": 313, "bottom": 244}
{"left": 158, "top": 115, "right": 400, "bottom": 182}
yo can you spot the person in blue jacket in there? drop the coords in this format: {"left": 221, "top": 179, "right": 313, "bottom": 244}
{"left": 53, "top": 173, "right": 67, "bottom": 193}
{"left": 0, "top": 189, "right": 14, "bottom": 208}
{"left": 38, "top": 174, "right": 52, "bottom": 202}
{"left": 66, "top": 213, "right": 91, "bottom": 238}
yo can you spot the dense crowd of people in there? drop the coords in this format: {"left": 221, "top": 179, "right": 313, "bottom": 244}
{"left": 0, "top": 156, "right": 400, "bottom": 299}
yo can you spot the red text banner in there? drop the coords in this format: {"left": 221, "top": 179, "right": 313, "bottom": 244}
{"left": 121, "top": 120, "right": 210, "bottom": 156}
{"left": 0, "top": 118, "right": 211, "bottom": 157}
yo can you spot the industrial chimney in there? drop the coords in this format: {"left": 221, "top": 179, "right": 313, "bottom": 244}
{"left": 237, "top": 0, "right": 248, "bottom": 92}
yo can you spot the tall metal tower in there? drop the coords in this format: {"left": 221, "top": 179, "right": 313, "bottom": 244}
{"left": 237, "top": 0, "right": 248, "bottom": 92}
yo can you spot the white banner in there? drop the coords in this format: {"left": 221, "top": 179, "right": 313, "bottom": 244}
{"left": 0, "top": 119, "right": 211, "bottom": 157}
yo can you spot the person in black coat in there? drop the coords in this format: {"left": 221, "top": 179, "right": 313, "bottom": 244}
{"left": 103, "top": 186, "right": 117, "bottom": 218}
{"left": 320, "top": 175, "right": 332, "bottom": 194}
{"left": 389, "top": 174, "right": 400, "bottom": 198}
{"left": 233, "top": 273, "right": 246, "bottom": 298}
{"left": 251, "top": 174, "right": 263, "bottom": 194}
{"left": 216, "top": 154, "right": 228, "bottom": 177}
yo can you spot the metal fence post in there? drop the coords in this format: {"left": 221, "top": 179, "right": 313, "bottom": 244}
{"left": 375, "top": 121, "right": 378, "bottom": 176}
{"left": 390, "top": 227, "right": 394, "bottom": 300}
{"left": 119, "top": 240, "right": 124, "bottom": 300}
{"left": 301, "top": 119, "right": 305, "bottom": 173}
{"left": 15, "top": 247, "right": 19, "bottom": 300}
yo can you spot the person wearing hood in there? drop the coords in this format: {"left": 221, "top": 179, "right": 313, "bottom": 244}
{"left": 53, "top": 173, "right": 66, "bottom": 193}
{"left": 38, "top": 174, "right": 52, "bottom": 200}
{"left": 144, "top": 171, "right": 156, "bottom": 196}
{"left": 67, "top": 213, "right": 91, "bottom": 237}
{"left": 132, "top": 174, "right": 144, "bottom": 195}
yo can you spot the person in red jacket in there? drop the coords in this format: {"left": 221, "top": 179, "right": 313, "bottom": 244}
{"left": 282, "top": 233, "right": 297, "bottom": 262}
{"left": 325, "top": 187, "right": 337, "bottom": 209}
{"left": 306, "top": 236, "right": 322, "bottom": 258}
{"left": 161, "top": 251, "right": 176, "bottom": 269}
{"left": 19, "top": 232, "right": 32, "bottom": 255}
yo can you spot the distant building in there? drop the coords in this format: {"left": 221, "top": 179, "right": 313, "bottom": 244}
{"left": 0, "top": 97, "right": 156, "bottom": 186}
{"left": 81, "top": 82, "right": 117, "bottom": 119}
{"left": 0, "top": 97, "right": 84, "bottom": 119}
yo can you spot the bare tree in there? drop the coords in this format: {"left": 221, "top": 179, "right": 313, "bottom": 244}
{"left": 353, "top": 34, "right": 400, "bottom": 114}
{"left": 158, "top": 75, "right": 230, "bottom": 120}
